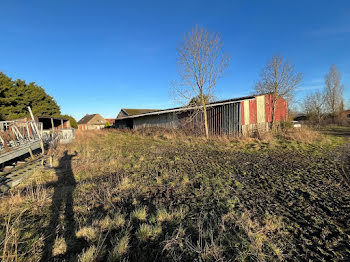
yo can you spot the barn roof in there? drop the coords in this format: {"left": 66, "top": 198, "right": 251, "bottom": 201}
{"left": 122, "top": 108, "right": 160, "bottom": 116}
{"left": 78, "top": 114, "right": 98, "bottom": 124}
{"left": 116, "top": 94, "right": 258, "bottom": 120}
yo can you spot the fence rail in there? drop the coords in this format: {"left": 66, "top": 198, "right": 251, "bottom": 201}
{"left": 0, "top": 120, "right": 43, "bottom": 154}
{"left": 1, "top": 116, "right": 75, "bottom": 165}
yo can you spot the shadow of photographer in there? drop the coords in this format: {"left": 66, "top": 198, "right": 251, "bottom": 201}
{"left": 41, "top": 150, "right": 85, "bottom": 261}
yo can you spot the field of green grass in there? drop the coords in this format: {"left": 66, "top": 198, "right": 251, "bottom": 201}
{"left": 0, "top": 127, "right": 349, "bottom": 261}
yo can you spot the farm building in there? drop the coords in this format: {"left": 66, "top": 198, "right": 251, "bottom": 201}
{"left": 115, "top": 94, "right": 288, "bottom": 136}
{"left": 78, "top": 113, "right": 106, "bottom": 131}
{"left": 13, "top": 116, "right": 71, "bottom": 130}
{"left": 117, "top": 108, "right": 160, "bottom": 119}
{"left": 341, "top": 109, "right": 350, "bottom": 124}
{"left": 105, "top": 118, "right": 116, "bottom": 126}
{"left": 36, "top": 116, "right": 71, "bottom": 130}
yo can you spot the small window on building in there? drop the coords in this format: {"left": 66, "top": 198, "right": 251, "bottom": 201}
{"left": 347, "top": 114, "right": 350, "bottom": 118}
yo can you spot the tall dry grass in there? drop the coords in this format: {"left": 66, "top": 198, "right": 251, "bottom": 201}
{"left": 278, "top": 126, "right": 325, "bottom": 143}
{"left": 0, "top": 127, "right": 346, "bottom": 261}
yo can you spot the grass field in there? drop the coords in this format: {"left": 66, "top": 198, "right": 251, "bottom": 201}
{"left": 0, "top": 127, "right": 349, "bottom": 261}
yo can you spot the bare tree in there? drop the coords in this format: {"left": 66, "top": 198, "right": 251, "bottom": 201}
{"left": 347, "top": 98, "right": 350, "bottom": 110}
{"left": 173, "top": 26, "right": 230, "bottom": 138}
{"left": 303, "top": 91, "right": 325, "bottom": 125}
{"left": 254, "top": 55, "right": 302, "bottom": 128}
{"left": 324, "top": 64, "right": 344, "bottom": 122}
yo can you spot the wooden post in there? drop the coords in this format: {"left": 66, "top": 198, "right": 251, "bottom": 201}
{"left": 27, "top": 106, "right": 44, "bottom": 155}
{"left": 51, "top": 118, "right": 55, "bottom": 131}
{"left": 25, "top": 123, "right": 30, "bottom": 139}
{"left": 27, "top": 107, "right": 41, "bottom": 139}
{"left": 61, "top": 119, "right": 64, "bottom": 129}
{"left": 39, "top": 120, "right": 45, "bottom": 155}
{"left": 40, "top": 140, "right": 45, "bottom": 155}
{"left": 28, "top": 146, "right": 34, "bottom": 160}
{"left": 0, "top": 134, "right": 9, "bottom": 152}
{"left": 12, "top": 125, "right": 23, "bottom": 140}
{"left": 8, "top": 126, "right": 16, "bottom": 141}
{"left": 27, "top": 123, "right": 33, "bottom": 139}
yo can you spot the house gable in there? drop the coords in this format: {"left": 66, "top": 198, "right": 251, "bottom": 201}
{"left": 78, "top": 114, "right": 105, "bottom": 125}
{"left": 87, "top": 114, "right": 105, "bottom": 125}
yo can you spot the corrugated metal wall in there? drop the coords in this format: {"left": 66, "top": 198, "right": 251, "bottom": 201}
{"left": 243, "top": 100, "right": 250, "bottom": 125}
{"left": 179, "top": 102, "right": 241, "bottom": 136}
{"left": 240, "top": 94, "right": 288, "bottom": 135}
{"left": 256, "top": 95, "right": 265, "bottom": 123}
{"left": 128, "top": 102, "right": 242, "bottom": 136}
{"left": 133, "top": 113, "right": 179, "bottom": 129}
{"left": 206, "top": 102, "right": 241, "bottom": 136}
{"left": 264, "top": 94, "right": 288, "bottom": 122}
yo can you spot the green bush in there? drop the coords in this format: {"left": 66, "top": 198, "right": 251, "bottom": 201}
{"left": 60, "top": 114, "right": 78, "bottom": 129}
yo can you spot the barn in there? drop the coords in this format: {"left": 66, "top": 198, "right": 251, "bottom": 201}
{"left": 115, "top": 94, "right": 288, "bottom": 136}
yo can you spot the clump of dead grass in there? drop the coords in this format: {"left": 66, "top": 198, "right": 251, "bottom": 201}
{"left": 76, "top": 226, "right": 99, "bottom": 243}
{"left": 279, "top": 126, "right": 325, "bottom": 143}
{"left": 135, "top": 127, "right": 185, "bottom": 139}
{"left": 1, "top": 211, "right": 24, "bottom": 262}
{"left": 78, "top": 245, "right": 98, "bottom": 262}
{"left": 136, "top": 224, "right": 153, "bottom": 242}
{"left": 221, "top": 210, "right": 288, "bottom": 261}
{"left": 52, "top": 236, "right": 67, "bottom": 256}
{"left": 113, "top": 213, "right": 126, "bottom": 229}
{"left": 108, "top": 234, "right": 130, "bottom": 260}
{"left": 97, "top": 216, "right": 113, "bottom": 231}
{"left": 156, "top": 208, "right": 172, "bottom": 223}
{"left": 0, "top": 184, "right": 51, "bottom": 217}
{"left": 131, "top": 206, "right": 147, "bottom": 221}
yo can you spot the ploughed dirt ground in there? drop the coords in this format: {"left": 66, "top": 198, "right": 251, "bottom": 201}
{"left": 0, "top": 127, "right": 349, "bottom": 261}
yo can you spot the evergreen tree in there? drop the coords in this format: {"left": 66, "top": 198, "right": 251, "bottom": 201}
{"left": 0, "top": 72, "right": 61, "bottom": 120}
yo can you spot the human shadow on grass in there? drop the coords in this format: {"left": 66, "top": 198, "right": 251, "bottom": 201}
{"left": 41, "top": 150, "right": 86, "bottom": 261}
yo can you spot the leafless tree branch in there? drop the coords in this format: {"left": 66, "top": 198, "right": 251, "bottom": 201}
{"left": 254, "top": 54, "right": 302, "bottom": 127}
{"left": 324, "top": 64, "right": 344, "bottom": 121}
{"left": 172, "top": 25, "right": 230, "bottom": 138}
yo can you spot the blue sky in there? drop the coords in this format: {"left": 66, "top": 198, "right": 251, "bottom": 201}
{"left": 1, "top": 0, "right": 349, "bottom": 120}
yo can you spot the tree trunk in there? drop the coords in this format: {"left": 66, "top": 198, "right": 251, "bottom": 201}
{"left": 203, "top": 104, "right": 209, "bottom": 138}
{"left": 201, "top": 92, "right": 209, "bottom": 138}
